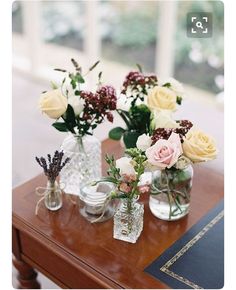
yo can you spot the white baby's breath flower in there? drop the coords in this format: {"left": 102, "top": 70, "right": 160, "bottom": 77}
{"left": 117, "top": 95, "right": 132, "bottom": 111}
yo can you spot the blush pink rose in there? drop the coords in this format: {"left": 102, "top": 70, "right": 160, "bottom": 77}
{"left": 145, "top": 132, "right": 182, "bottom": 170}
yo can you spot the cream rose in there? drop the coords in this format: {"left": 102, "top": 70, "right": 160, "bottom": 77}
{"left": 182, "top": 129, "right": 218, "bottom": 163}
{"left": 147, "top": 86, "right": 177, "bottom": 111}
{"left": 145, "top": 132, "right": 182, "bottom": 170}
{"left": 153, "top": 110, "right": 179, "bottom": 129}
{"left": 136, "top": 134, "right": 152, "bottom": 151}
{"left": 161, "top": 77, "right": 184, "bottom": 96}
{"left": 116, "top": 157, "right": 136, "bottom": 176}
{"left": 39, "top": 89, "right": 67, "bottom": 119}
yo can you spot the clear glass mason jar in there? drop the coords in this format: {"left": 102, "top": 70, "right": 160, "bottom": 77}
{"left": 60, "top": 133, "right": 101, "bottom": 195}
{"left": 149, "top": 165, "right": 193, "bottom": 221}
{"left": 44, "top": 180, "right": 62, "bottom": 211}
{"left": 79, "top": 182, "right": 116, "bottom": 223}
{"left": 113, "top": 197, "right": 144, "bottom": 243}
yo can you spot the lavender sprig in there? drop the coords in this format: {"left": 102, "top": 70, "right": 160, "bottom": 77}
{"left": 35, "top": 151, "right": 70, "bottom": 183}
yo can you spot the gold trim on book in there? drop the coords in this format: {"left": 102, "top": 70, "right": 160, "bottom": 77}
{"left": 160, "top": 210, "right": 224, "bottom": 289}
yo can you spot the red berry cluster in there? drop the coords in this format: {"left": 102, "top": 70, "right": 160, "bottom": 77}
{"left": 121, "top": 71, "right": 158, "bottom": 95}
{"left": 80, "top": 85, "right": 117, "bottom": 124}
{"left": 151, "top": 120, "right": 193, "bottom": 144}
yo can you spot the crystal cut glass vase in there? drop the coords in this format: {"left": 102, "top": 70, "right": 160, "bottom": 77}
{"left": 60, "top": 133, "right": 101, "bottom": 195}
{"left": 149, "top": 165, "right": 193, "bottom": 221}
{"left": 44, "top": 180, "right": 62, "bottom": 211}
{"left": 113, "top": 197, "right": 144, "bottom": 243}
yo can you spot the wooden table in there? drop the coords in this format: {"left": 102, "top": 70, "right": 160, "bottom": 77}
{"left": 12, "top": 139, "right": 224, "bottom": 289}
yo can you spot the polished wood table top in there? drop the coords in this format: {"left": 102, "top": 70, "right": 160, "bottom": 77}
{"left": 12, "top": 139, "right": 224, "bottom": 289}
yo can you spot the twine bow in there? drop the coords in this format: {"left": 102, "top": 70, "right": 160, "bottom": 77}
{"left": 90, "top": 194, "right": 113, "bottom": 223}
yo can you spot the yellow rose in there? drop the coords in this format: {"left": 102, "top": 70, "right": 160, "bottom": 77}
{"left": 183, "top": 129, "right": 217, "bottom": 163}
{"left": 39, "top": 89, "right": 68, "bottom": 119}
{"left": 147, "top": 86, "right": 177, "bottom": 111}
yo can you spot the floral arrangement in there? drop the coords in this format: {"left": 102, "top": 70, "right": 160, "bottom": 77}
{"left": 96, "top": 148, "right": 149, "bottom": 211}
{"left": 39, "top": 59, "right": 117, "bottom": 136}
{"left": 136, "top": 124, "right": 218, "bottom": 219}
{"left": 109, "top": 65, "right": 184, "bottom": 148}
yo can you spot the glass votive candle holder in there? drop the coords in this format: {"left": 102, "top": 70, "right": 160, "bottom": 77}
{"left": 79, "top": 182, "right": 116, "bottom": 223}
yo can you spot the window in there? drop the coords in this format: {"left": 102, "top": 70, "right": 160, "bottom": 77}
{"left": 12, "top": 1, "right": 23, "bottom": 34}
{"left": 100, "top": 0, "right": 159, "bottom": 72}
{"left": 174, "top": 1, "right": 224, "bottom": 94}
{"left": 41, "top": 1, "right": 85, "bottom": 51}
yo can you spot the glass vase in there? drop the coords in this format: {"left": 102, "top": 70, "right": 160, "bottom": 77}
{"left": 60, "top": 133, "right": 101, "bottom": 195}
{"left": 113, "top": 197, "right": 144, "bottom": 243}
{"left": 149, "top": 165, "right": 193, "bottom": 221}
{"left": 79, "top": 182, "right": 116, "bottom": 223}
{"left": 44, "top": 180, "right": 62, "bottom": 211}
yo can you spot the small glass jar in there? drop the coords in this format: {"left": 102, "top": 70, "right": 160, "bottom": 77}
{"left": 44, "top": 180, "right": 62, "bottom": 211}
{"left": 79, "top": 182, "right": 116, "bottom": 223}
{"left": 113, "top": 197, "right": 144, "bottom": 243}
{"left": 149, "top": 165, "right": 193, "bottom": 221}
{"left": 60, "top": 133, "right": 101, "bottom": 195}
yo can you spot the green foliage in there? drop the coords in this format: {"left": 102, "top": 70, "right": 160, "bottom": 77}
{"left": 52, "top": 122, "right": 68, "bottom": 132}
{"left": 109, "top": 127, "right": 125, "bottom": 140}
{"left": 123, "top": 131, "right": 140, "bottom": 149}
{"left": 129, "top": 104, "right": 151, "bottom": 133}
{"left": 176, "top": 96, "right": 182, "bottom": 105}
{"left": 105, "top": 154, "right": 121, "bottom": 181}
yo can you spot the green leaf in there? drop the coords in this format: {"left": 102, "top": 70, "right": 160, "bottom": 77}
{"left": 75, "top": 73, "right": 85, "bottom": 83}
{"left": 109, "top": 127, "right": 125, "bottom": 140}
{"left": 163, "top": 82, "right": 171, "bottom": 88}
{"left": 136, "top": 63, "right": 143, "bottom": 73}
{"left": 89, "top": 60, "right": 100, "bottom": 71}
{"left": 66, "top": 104, "right": 76, "bottom": 123}
{"left": 52, "top": 122, "right": 68, "bottom": 132}
{"left": 123, "top": 131, "right": 140, "bottom": 149}
{"left": 75, "top": 90, "right": 80, "bottom": 96}
{"left": 176, "top": 96, "right": 182, "bottom": 105}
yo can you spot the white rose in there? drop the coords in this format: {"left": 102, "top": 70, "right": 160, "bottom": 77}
{"left": 161, "top": 77, "right": 184, "bottom": 96}
{"left": 117, "top": 95, "right": 132, "bottom": 111}
{"left": 117, "top": 94, "right": 145, "bottom": 111}
{"left": 116, "top": 157, "right": 136, "bottom": 175}
{"left": 39, "top": 89, "right": 67, "bottom": 119}
{"left": 136, "top": 134, "right": 152, "bottom": 151}
{"left": 153, "top": 111, "right": 179, "bottom": 129}
{"left": 68, "top": 95, "right": 85, "bottom": 116}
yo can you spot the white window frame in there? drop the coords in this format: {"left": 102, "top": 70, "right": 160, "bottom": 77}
{"left": 13, "top": 1, "right": 178, "bottom": 82}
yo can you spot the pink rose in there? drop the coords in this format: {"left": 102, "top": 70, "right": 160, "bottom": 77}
{"left": 145, "top": 132, "right": 182, "bottom": 170}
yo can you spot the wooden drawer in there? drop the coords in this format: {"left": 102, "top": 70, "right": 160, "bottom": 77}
{"left": 20, "top": 231, "right": 115, "bottom": 289}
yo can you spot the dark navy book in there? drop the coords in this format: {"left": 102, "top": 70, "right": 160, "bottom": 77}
{"left": 145, "top": 200, "right": 224, "bottom": 289}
